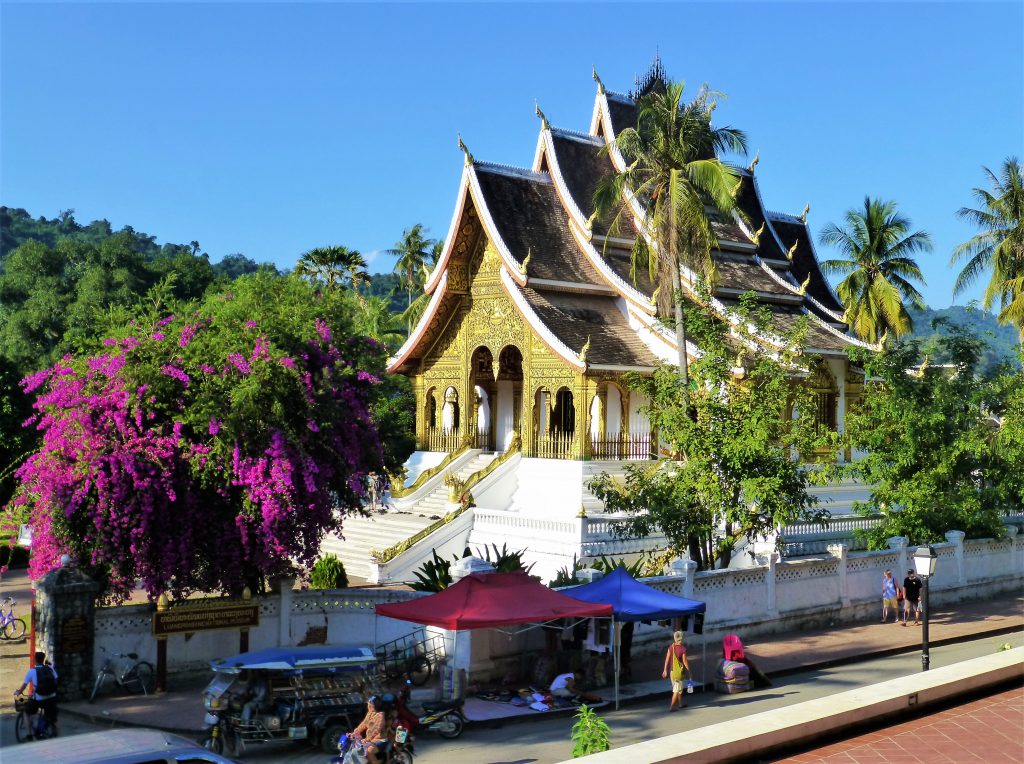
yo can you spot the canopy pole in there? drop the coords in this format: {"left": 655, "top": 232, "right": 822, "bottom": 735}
{"left": 701, "top": 630, "right": 706, "bottom": 692}
{"left": 613, "top": 619, "right": 621, "bottom": 711}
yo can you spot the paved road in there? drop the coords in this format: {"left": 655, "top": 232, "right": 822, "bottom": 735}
{"left": 7, "top": 633, "right": 1013, "bottom": 763}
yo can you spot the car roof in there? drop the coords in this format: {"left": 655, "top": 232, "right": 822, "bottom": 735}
{"left": 0, "top": 728, "right": 238, "bottom": 764}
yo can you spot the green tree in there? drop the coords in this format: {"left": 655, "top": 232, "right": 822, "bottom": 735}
{"left": 400, "top": 238, "right": 444, "bottom": 330}
{"left": 844, "top": 328, "right": 1016, "bottom": 548}
{"left": 354, "top": 295, "right": 406, "bottom": 350}
{"left": 593, "top": 80, "right": 747, "bottom": 394}
{"left": 388, "top": 223, "right": 436, "bottom": 312}
{"left": 589, "top": 296, "right": 834, "bottom": 570}
{"left": 820, "top": 197, "right": 931, "bottom": 344}
{"left": 294, "top": 245, "right": 370, "bottom": 291}
{"left": 951, "top": 158, "right": 1024, "bottom": 338}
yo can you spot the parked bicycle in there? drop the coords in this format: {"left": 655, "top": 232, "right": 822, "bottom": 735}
{"left": 13, "top": 693, "right": 56, "bottom": 742}
{"left": 88, "top": 646, "right": 155, "bottom": 702}
{"left": 0, "top": 596, "right": 27, "bottom": 640}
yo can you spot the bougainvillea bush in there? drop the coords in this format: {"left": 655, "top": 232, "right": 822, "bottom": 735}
{"left": 6, "top": 273, "right": 383, "bottom": 600}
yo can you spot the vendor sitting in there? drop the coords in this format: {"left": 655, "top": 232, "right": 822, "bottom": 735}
{"left": 351, "top": 695, "right": 389, "bottom": 764}
{"left": 549, "top": 672, "right": 602, "bottom": 704}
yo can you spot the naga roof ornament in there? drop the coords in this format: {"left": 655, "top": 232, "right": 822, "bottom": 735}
{"left": 798, "top": 274, "right": 811, "bottom": 296}
{"left": 457, "top": 134, "right": 474, "bottom": 166}
{"left": 787, "top": 240, "right": 799, "bottom": 261}
{"left": 592, "top": 66, "right": 605, "bottom": 94}
{"left": 801, "top": 203, "right": 810, "bottom": 224}
{"left": 578, "top": 335, "right": 592, "bottom": 364}
{"left": 748, "top": 151, "right": 760, "bottom": 173}
{"left": 518, "top": 248, "right": 532, "bottom": 276}
{"left": 535, "top": 101, "right": 550, "bottom": 131}
{"left": 752, "top": 221, "right": 765, "bottom": 247}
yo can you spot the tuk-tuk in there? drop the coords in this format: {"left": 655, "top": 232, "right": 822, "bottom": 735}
{"left": 201, "top": 645, "right": 380, "bottom": 756}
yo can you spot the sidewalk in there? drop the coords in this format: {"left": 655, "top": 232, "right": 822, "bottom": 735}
{"left": 57, "top": 590, "right": 1023, "bottom": 735}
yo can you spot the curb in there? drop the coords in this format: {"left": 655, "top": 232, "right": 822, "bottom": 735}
{"left": 62, "top": 623, "right": 1022, "bottom": 735}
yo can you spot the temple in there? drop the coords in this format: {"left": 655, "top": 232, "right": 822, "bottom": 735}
{"left": 327, "top": 65, "right": 878, "bottom": 584}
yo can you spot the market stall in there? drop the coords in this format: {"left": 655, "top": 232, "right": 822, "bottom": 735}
{"left": 562, "top": 566, "right": 707, "bottom": 707}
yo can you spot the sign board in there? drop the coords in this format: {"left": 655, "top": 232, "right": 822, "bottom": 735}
{"left": 61, "top": 616, "right": 90, "bottom": 655}
{"left": 152, "top": 604, "right": 259, "bottom": 637}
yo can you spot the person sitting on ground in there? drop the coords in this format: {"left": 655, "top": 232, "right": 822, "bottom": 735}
{"left": 351, "top": 695, "right": 389, "bottom": 764}
{"left": 549, "top": 671, "right": 601, "bottom": 704}
{"left": 14, "top": 651, "right": 59, "bottom": 737}
{"left": 723, "top": 634, "right": 771, "bottom": 688}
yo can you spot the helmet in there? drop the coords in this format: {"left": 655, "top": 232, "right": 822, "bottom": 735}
{"left": 379, "top": 693, "right": 397, "bottom": 711}
{"left": 367, "top": 695, "right": 380, "bottom": 708}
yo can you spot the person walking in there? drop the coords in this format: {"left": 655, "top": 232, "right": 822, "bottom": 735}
{"left": 661, "top": 631, "right": 690, "bottom": 712}
{"left": 881, "top": 570, "right": 899, "bottom": 623}
{"left": 902, "top": 568, "right": 923, "bottom": 626}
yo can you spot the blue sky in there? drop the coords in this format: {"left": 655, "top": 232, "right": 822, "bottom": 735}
{"left": 2, "top": 2, "right": 1021, "bottom": 309}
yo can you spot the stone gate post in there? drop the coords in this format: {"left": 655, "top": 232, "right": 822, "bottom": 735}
{"left": 827, "top": 543, "right": 850, "bottom": 608}
{"left": 766, "top": 553, "right": 780, "bottom": 617}
{"left": 35, "top": 566, "right": 102, "bottom": 701}
{"left": 944, "top": 530, "right": 966, "bottom": 586}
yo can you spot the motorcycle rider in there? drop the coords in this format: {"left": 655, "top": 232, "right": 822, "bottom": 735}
{"left": 14, "top": 651, "right": 59, "bottom": 737}
{"left": 350, "top": 695, "right": 388, "bottom": 764}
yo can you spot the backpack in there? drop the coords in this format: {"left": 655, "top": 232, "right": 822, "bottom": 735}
{"left": 34, "top": 665, "right": 56, "bottom": 697}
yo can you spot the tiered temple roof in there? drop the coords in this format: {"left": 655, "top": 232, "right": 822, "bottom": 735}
{"left": 389, "top": 71, "right": 876, "bottom": 376}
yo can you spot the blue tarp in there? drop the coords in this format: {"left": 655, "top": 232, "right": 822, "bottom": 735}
{"left": 563, "top": 566, "right": 706, "bottom": 622}
{"left": 210, "top": 645, "right": 376, "bottom": 672}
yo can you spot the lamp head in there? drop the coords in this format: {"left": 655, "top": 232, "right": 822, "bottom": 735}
{"left": 913, "top": 545, "right": 937, "bottom": 577}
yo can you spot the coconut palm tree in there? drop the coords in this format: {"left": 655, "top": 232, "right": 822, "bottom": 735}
{"left": 293, "top": 246, "right": 370, "bottom": 291}
{"left": 819, "top": 197, "right": 930, "bottom": 344}
{"left": 355, "top": 295, "right": 406, "bottom": 350}
{"left": 399, "top": 238, "right": 444, "bottom": 331}
{"left": 593, "top": 80, "right": 746, "bottom": 391}
{"left": 951, "top": 158, "right": 1024, "bottom": 339}
{"left": 388, "top": 224, "right": 437, "bottom": 312}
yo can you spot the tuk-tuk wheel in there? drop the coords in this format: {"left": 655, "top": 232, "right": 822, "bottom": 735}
{"left": 202, "top": 736, "right": 223, "bottom": 755}
{"left": 321, "top": 724, "right": 346, "bottom": 754}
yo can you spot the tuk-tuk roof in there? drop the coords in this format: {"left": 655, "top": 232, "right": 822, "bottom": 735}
{"left": 210, "top": 645, "right": 376, "bottom": 672}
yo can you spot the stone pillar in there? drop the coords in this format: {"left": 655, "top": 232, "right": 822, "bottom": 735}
{"left": 680, "top": 560, "right": 698, "bottom": 600}
{"left": 766, "top": 553, "right": 780, "bottom": 617}
{"left": 279, "top": 578, "right": 294, "bottom": 646}
{"left": 35, "top": 566, "right": 102, "bottom": 701}
{"left": 828, "top": 543, "right": 851, "bottom": 607}
{"left": 887, "top": 536, "right": 908, "bottom": 574}
{"left": 944, "top": 530, "right": 966, "bottom": 586}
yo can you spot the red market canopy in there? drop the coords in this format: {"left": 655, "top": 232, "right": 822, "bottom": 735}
{"left": 375, "top": 571, "right": 614, "bottom": 630}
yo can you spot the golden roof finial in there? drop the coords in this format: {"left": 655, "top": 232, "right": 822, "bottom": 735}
{"left": 787, "top": 240, "right": 799, "bottom": 261}
{"left": 457, "top": 134, "right": 473, "bottom": 166}
{"left": 535, "top": 101, "right": 550, "bottom": 131}
{"left": 879, "top": 329, "right": 889, "bottom": 348}
{"left": 518, "top": 247, "right": 532, "bottom": 276}
{"left": 917, "top": 354, "right": 930, "bottom": 377}
{"left": 752, "top": 221, "right": 765, "bottom": 246}
{"left": 798, "top": 274, "right": 811, "bottom": 296}
{"left": 801, "top": 203, "right": 810, "bottom": 224}
{"left": 578, "top": 334, "right": 591, "bottom": 363}
{"left": 592, "top": 66, "right": 605, "bottom": 94}
{"left": 748, "top": 150, "right": 760, "bottom": 173}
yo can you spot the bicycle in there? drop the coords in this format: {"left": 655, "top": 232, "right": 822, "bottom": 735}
{"left": 88, "top": 646, "right": 155, "bottom": 702}
{"left": 13, "top": 693, "right": 56, "bottom": 742}
{"left": 0, "top": 596, "right": 27, "bottom": 640}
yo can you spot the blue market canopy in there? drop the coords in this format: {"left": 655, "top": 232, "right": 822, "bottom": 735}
{"left": 563, "top": 566, "right": 706, "bottom": 622}
{"left": 210, "top": 645, "right": 376, "bottom": 673}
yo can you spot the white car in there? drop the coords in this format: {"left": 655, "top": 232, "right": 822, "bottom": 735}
{"left": 2, "top": 728, "right": 240, "bottom": 764}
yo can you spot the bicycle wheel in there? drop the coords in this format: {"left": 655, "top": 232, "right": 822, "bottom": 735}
{"left": 4, "top": 617, "right": 27, "bottom": 640}
{"left": 407, "top": 656, "right": 431, "bottom": 686}
{"left": 126, "top": 662, "right": 155, "bottom": 694}
{"left": 14, "top": 711, "right": 32, "bottom": 743}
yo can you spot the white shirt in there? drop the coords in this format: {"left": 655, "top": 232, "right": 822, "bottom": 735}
{"left": 550, "top": 673, "right": 574, "bottom": 692}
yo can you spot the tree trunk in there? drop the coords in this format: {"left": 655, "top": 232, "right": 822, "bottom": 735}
{"left": 720, "top": 520, "right": 733, "bottom": 569}
{"left": 688, "top": 535, "right": 704, "bottom": 571}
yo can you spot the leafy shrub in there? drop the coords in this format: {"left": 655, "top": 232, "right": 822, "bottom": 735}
{"left": 475, "top": 542, "right": 534, "bottom": 574}
{"left": 410, "top": 549, "right": 457, "bottom": 592}
{"left": 309, "top": 555, "right": 348, "bottom": 590}
{"left": 571, "top": 704, "right": 611, "bottom": 757}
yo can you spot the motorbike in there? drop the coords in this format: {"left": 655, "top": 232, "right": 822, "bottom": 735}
{"left": 332, "top": 728, "right": 413, "bottom": 764}
{"left": 396, "top": 680, "right": 465, "bottom": 739}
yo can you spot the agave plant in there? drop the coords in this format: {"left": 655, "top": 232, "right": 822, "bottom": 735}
{"left": 474, "top": 542, "right": 535, "bottom": 574}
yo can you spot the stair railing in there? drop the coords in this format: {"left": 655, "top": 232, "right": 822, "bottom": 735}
{"left": 389, "top": 432, "right": 473, "bottom": 500}
{"left": 370, "top": 434, "right": 522, "bottom": 565}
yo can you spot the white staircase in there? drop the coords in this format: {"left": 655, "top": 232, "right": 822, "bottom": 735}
{"left": 320, "top": 453, "right": 498, "bottom": 581}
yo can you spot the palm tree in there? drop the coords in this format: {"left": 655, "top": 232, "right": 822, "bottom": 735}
{"left": 388, "top": 224, "right": 437, "bottom": 312}
{"left": 293, "top": 246, "right": 370, "bottom": 291}
{"left": 951, "top": 158, "right": 1024, "bottom": 338}
{"left": 593, "top": 80, "right": 747, "bottom": 391}
{"left": 819, "top": 197, "right": 930, "bottom": 344}
{"left": 399, "top": 238, "right": 444, "bottom": 330}
{"left": 355, "top": 295, "right": 406, "bottom": 350}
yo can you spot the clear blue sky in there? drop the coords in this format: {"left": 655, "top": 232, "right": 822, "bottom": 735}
{"left": 2, "top": 2, "right": 1021, "bottom": 309}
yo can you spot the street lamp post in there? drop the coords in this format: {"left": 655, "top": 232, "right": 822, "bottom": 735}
{"left": 913, "top": 545, "right": 938, "bottom": 671}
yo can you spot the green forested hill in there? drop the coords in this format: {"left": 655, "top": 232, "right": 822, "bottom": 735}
{"left": 908, "top": 305, "right": 1020, "bottom": 371}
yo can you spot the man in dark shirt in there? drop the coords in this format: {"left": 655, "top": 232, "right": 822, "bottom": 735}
{"left": 902, "top": 569, "right": 923, "bottom": 626}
